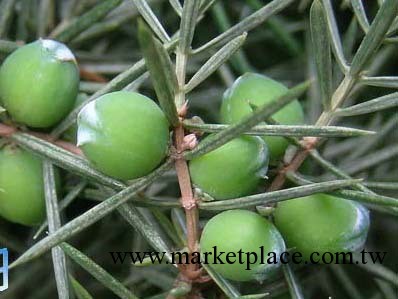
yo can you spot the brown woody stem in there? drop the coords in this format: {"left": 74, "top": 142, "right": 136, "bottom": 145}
{"left": 174, "top": 124, "right": 200, "bottom": 280}
{"left": 267, "top": 75, "right": 356, "bottom": 192}
{"left": 267, "top": 144, "right": 315, "bottom": 192}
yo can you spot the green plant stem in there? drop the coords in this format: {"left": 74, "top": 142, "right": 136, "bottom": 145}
{"left": 51, "top": 0, "right": 123, "bottom": 43}
{"left": 246, "top": 0, "right": 301, "bottom": 57}
{"left": 0, "top": 39, "right": 20, "bottom": 54}
{"left": 211, "top": 2, "right": 251, "bottom": 73}
{"left": 0, "top": 123, "right": 82, "bottom": 155}
{"left": 174, "top": 53, "right": 187, "bottom": 109}
{"left": 43, "top": 161, "right": 70, "bottom": 299}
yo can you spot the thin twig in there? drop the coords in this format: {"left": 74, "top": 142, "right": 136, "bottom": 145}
{"left": 173, "top": 109, "right": 200, "bottom": 283}
{"left": 0, "top": 123, "right": 82, "bottom": 155}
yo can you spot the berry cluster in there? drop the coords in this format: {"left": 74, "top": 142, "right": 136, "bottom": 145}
{"left": 0, "top": 41, "right": 369, "bottom": 282}
{"left": 0, "top": 39, "right": 76, "bottom": 225}
{"left": 198, "top": 73, "right": 369, "bottom": 281}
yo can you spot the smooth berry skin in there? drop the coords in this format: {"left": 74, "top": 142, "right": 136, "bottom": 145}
{"left": 77, "top": 91, "right": 170, "bottom": 180}
{"left": 200, "top": 210, "right": 285, "bottom": 282}
{"left": 273, "top": 194, "right": 370, "bottom": 261}
{"left": 0, "top": 147, "right": 47, "bottom": 226}
{"left": 189, "top": 136, "right": 268, "bottom": 200}
{"left": 0, "top": 40, "right": 79, "bottom": 128}
{"left": 220, "top": 73, "right": 305, "bottom": 161}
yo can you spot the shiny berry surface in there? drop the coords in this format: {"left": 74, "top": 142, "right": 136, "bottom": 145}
{"left": 220, "top": 73, "right": 305, "bottom": 161}
{"left": 200, "top": 209, "right": 285, "bottom": 282}
{"left": 274, "top": 193, "right": 370, "bottom": 261}
{"left": 0, "top": 39, "right": 79, "bottom": 128}
{"left": 0, "top": 146, "right": 47, "bottom": 226}
{"left": 77, "top": 91, "right": 170, "bottom": 180}
{"left": 189, "top": 136, "right": 268, "bottom": 200}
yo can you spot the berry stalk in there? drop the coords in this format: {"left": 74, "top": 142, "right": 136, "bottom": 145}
{"left": 268, "top": 75, "right": 356, "bottom": 192}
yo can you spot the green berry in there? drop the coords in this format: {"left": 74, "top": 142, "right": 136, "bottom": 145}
{"left": 0, "top": 39, "right": 79, "bottom": 128}
{"left": 189, "top": 136, "right": 268, "bottom": 200}
{"left": 220, "top": 73, "right": 305, "bottom": 161}
{"left": 274, "top": 194, "right": 370, "bottom": 261}
{"left": 77, "top": 91, "right": 170, "bottom": 180}
{"left": 0, "top": 146, "right": 47, "bottom": 226}
{"left": 200, "top": 209, "right": 285, "bottom": 282}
